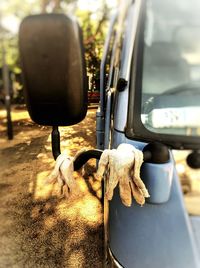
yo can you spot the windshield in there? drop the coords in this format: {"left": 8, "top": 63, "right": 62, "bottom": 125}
{"left": 141, "top": 0, "right": 200, "bottom": 136}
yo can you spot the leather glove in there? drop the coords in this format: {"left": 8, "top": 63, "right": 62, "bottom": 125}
{"left": 97, "top": 144, "right": 150, "bottom": 206}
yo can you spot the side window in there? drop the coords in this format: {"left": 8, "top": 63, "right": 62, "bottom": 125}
{"left": 104, "top": 31, "right": 116, "bottom": 90}
{"left": 99, "top": 14, "right": 118, "bottom": 112}
{"left": 104, "top": 12, "right": 127, "bottom": 94}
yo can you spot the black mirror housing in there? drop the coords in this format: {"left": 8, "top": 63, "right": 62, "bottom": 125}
{"left": 19, "top": 14, "right": 88, "bottom": 126}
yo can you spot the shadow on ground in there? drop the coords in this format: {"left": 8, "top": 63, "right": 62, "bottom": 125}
{"left": 0, "top": 108, "right": 103, "bottom": 268}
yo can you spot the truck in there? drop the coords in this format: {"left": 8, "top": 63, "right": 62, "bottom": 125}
{"left": 19, "top": 0, "right": 200, "bottom": 267}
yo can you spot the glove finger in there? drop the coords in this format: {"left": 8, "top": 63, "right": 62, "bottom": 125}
{"left": 60, "top": 160, "right": 75, "bottom": 187}
{"left": 131, "top": 149, "right": 150, "bottom": 198}
{"left": 132, "top": 174, "right": 150, "bottom": 198}
{"left": 57, "top": 174, "right": 65, "bottom": 195}
{"left": 130, "top": 180, "right": 145, "bottom": 206}
{"left": 45, "top": 154, "right": 67, "bottom": 185}
{"left": 59, "top": 160, "right": 79, "bottom": 198}
{"left": 97, "top": 150, "right": 110, "bottom": 179}
{"left": 119, "top": 176, "right": 132, "bottom": 207}
{"left": 107, "top": 149, "right": 123, "bottom": 200}
{"left": 105, "top": 166, "right": 118, "bottom": 201}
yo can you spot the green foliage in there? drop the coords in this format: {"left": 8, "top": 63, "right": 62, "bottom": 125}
{"left": 77, "top": 7, "right": 109, "bottom": 91}
{"left": 0, "top": 0, "right": 111, "bottom": 103}
{"left": 0, "top": 39, "right": 20, "bottom": 73}
{"left": 0, "top": 0, "right": 41, "bottom": 18}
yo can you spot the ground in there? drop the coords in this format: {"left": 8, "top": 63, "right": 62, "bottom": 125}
{"left": 0, "top": 107, "right": 103, "bottom": 268}
{"left": 0, "top": 106, "right": 200, "bottom": 268}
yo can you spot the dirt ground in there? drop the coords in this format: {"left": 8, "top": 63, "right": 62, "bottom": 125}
{"left": 0, "top": 106, "right": 200, "bottom": 268}
{"left": 173, "top": 150, "right": 200, "bottom": 215}
{"left": 0, "top": 107, "right": 103, "bottom": 268}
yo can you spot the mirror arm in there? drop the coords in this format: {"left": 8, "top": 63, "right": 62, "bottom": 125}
{"left": 73, "top": 150, "right": 103, "bottom": 171}
{"left": 51, "top": 126, "right": 61, "bottom": 160}
{"left": 51, "top": 126, "right": 103, "bottom": 169}
{"left": 51, "top": 129, "right": 169, "bottom": 169}
{"left": 73, "top": 143, "right": 169, "bottom": 170}
{"left": 142, "top": 142, "right": 169, "bottom": 164}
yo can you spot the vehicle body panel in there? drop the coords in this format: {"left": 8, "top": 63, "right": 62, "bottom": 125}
{"left": 101, "top": 1, "right": 200, "bottom": 267}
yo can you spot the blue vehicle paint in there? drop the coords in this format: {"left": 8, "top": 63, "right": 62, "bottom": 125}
{"left": 108, "top": 131, "right": 200, "bottom": 268}
{"left": 98, "top": 1, "right": 200, "bottom": 267}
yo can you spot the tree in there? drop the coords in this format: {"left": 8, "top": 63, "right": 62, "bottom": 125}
{"left": 0, "top": 0, "right": 114, "bottom": 103}
{"left": 77, "top": 2, "right": 109, "bottom": 91}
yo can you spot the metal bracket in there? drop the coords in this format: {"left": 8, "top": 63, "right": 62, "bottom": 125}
{"left": 51, "top": 126, "right": 170, "bottom": 170}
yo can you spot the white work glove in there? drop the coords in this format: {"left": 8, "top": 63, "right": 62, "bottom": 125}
{"left": 46, "top": 149, "right": 86, "bottom": 198}
{"left": 97, "top": 144, "right": 150, "bottom": 207}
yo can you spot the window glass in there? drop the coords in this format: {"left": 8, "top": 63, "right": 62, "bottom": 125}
{"left": 141, "top": 0, "right": 200, "bottom": 136}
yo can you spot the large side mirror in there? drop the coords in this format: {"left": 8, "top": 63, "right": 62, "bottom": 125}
{"left": 19, "top": 14, "right": 88, "bottom": 126}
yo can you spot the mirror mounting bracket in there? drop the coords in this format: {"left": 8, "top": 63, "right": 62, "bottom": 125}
{"left": 187, "top": 150, "right": 200, "bottom": 169}
{"left": 51, "top": 126, "right": 102, "bottom": 170}
{"left": 51, "top": 126, "right": 61, "bottom": 160}
{"left": 51, "top": 127, "right": 169, "bottom": 170}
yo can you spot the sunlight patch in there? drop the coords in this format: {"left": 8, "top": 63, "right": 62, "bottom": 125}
{"left": 57, "top": 196, "right": 102, "bottom": 226}
{"left": 33, "top": 171, "right": 55, "bottom": 199}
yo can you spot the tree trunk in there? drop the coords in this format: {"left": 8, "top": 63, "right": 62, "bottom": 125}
{"left": 41, "top": 0, "right": 50, "bottom": 13}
